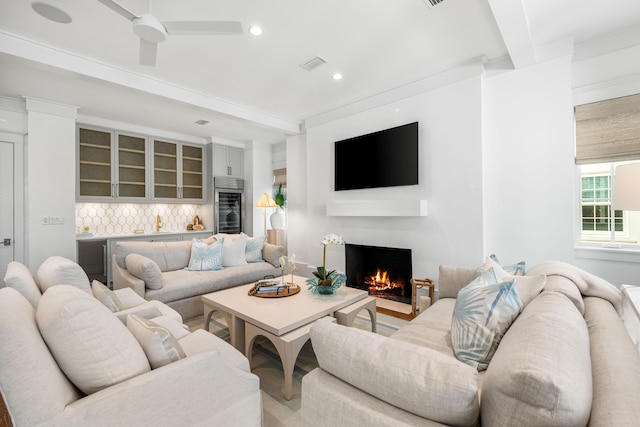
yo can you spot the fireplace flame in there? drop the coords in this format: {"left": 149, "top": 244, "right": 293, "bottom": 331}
{"left": 365, "top": 268, "right": 402, "bottom": 292}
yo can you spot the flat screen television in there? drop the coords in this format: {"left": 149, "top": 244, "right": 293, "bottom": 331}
{"left": 334, "top": 121, "right": 418, "bottom": 191}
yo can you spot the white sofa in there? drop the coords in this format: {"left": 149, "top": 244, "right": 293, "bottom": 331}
{"left": 3, "top": 256, "right": 182, "bottom": 324}
{"left": 112, "top": 235, "right": 285, "bottom": 319}
{"left": 302, "top": 260, "right": 640, "bottom": 427}
{"left": 0, "top": 285, "right": 262, "bottom": 426}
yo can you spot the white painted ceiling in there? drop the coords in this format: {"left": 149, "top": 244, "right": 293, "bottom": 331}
{"left": 0, "top": 0, "right": 639, "bottom": 144}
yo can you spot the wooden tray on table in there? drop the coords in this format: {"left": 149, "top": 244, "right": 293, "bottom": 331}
{"left": 248, "top": 281, "right": 300, "bottom": 298}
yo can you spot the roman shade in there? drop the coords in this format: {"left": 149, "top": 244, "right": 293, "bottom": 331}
{"left": 575, "top": 93, "right": 640, "bottom": 164}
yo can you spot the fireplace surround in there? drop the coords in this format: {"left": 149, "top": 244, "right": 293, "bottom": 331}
{"left": 345, "top": 243, "right": 412, "bottom": 304}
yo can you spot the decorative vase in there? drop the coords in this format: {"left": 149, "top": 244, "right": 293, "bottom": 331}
{"left": 317, "top": 279, "right": 334, "bottom": 294}
{"left": 270, "top": 207, "right": 286, "bottom": 229}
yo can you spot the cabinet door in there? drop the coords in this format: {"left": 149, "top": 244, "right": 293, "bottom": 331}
{"left": 116, "top": 133, "right": 147, "bottom": 199}
{"left": 78, "top": 127, "right": 113, "bottom": 198}
{"left": 227, "top": 147, "right": 243, "bottom": 178}
{"left": 153, "top": 139, "right": 178, "bottom": 199}
{"left": 181, "top": 144, "right": 203, "bottom": 200}
{"left": 214, "top": 145, "right": 230, "bottom": 176}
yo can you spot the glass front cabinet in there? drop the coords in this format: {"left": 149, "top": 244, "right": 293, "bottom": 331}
{"left": 78, "top": 126, "right": 205, "bottom": 203}
{"left": 77, "top": 126, "right": 148, "bottom": 201}
{"left": 152, "top": 139, "right": 203, "bottom": 201}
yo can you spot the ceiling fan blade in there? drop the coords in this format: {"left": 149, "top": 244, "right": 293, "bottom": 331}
{"left": 162, "top": 21, "right": 243, "bottom": 35}
{"left": 97, "top": 0, "right": 139, "bottom": 21}
{"left": 139, "top": 39, "right": 157, "bottom": 66}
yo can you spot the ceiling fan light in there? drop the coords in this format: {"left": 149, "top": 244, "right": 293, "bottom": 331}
{"left": 134, "top": 13, "right": 167, "bottom": 42}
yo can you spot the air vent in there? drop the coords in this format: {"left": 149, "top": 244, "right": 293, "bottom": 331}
{"left": 299, "top": 55, "right": 327, "bottom": 72}
{"left": 194, "top": 119, "right": 209, "bottom": 125}
{"left": 423, "top": 0, "right": 445, "bottom": 7}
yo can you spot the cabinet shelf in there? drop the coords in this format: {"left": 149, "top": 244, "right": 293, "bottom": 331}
{"left": 154, "top": 183, "right": 177, "bottom": 188}
{"left": 80, "top": 160, "right": 111, "bottom": 167}
{"left": 155, "top": 168, "right": 177, "bottom": 173}
{"left": 80, "top": 178, "right": 111, "bottom": 184}
{"left": 155, "top": 153, "right": 177, "bottom": 159}
{"left": 119, "top": 181, "right": 145, "bottom": 186}
{"left": 183, "top": 156, "right": 202, "bottom": 161}
{"left": 183, "top": 170, "right": 203, "bottom": 175}
{"left": 80, "top": 142, "right": 110, "bottom": 150}
{"left": 119, "top": 148, "right": 145, "bottom": 154}
{"left": 119, "top": 164, "right": 145, "bottom": 170}
{"left": 183, "top": 185, "right": 203, "bottom": 189}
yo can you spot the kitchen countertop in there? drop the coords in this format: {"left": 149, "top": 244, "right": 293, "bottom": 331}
{"left": 76, "top": 230, "right": 213, "bottom": 241}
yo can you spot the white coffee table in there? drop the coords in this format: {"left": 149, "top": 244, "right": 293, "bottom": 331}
{"left": 202, "top": 275, "right": 369, "bottom": 399}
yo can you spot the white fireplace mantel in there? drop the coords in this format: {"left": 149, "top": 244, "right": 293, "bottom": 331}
{"left": 326, "top": 200, "right": 428, "bottom": 217}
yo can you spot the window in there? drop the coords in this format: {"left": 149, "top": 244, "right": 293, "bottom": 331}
{"left": 579, "top": 162, "right": 639, "bottom": 245}
{"left": 575, "top": 93, "right": 640, "bottom": 247}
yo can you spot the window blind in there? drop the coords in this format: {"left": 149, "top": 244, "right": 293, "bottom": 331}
{"left": 575, "top": 93, "right": 640, "bottom": 164}
{"left": 273, "top": 168, "right": 286, "bottom": 185}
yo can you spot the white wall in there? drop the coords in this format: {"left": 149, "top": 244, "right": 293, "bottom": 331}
{"left": 25, "top": 98, "right": 78, "bottom": 269}
{"left": 289, "top": 75, "right": 485, "bottom": 280}
{"left": 246, "top": 141, "right": 275, "bottom": 237}
{"left": 483, "top": 56, "right": 576, "bottom": 266}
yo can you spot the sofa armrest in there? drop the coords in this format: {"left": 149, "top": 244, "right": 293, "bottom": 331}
{"left": 111, "top": 254, "right": 145, "bottom": 297}
{"left": 47, "top": 351, "right": 262, "bottom": 427}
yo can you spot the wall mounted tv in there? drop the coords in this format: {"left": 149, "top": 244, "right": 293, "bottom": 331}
{"left": 334, "top": 121, "right": 418, "bottom": 191}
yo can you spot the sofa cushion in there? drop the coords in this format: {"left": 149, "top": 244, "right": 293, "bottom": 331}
{"left": 116, "top": 241, "right": 191, "bottom": 272}
{"left": 91, "top": 280, "right": 123, "bottom": 312}
{"left": 222, "top": 233, "right": 248, "bottom": 267}
{"left": 36, "top": 256, "right": 91, "bottom": 295}
{"left": 244, "top": 234, "right": 266, "bottom": 262}
{"left": 479, "top": 254, "right": 526, "bottom": 277}
{"left": 481, "top": 291, "right": 592, "bottom": 426}
{"left": 438, "top": 264, "right": 476, "bottom": 299}
{"left": 36, "top": 285, "right": 150, "bottom": 395}
{"left": 126, "top": 253, "right": 164, "bottom": 290}
{"left": 187, "top": 238, "right": 224, "bottom": 271}
{"left": 3, "top": 261, "right": 41, "bottom": 308}
{"left": 263, "top": 243, "right": 286, "bottom": 268}
{"left": 451, "top": 268, "right": 523, "bottom": 370}
{"left": 310, "top": 318, "right": 479, "bottom": 426}
{"left": 127, "top": 314, "right": 186, "bottom": 369}
{"left": 178, "top": 329, "right": 251, "bottom": 373}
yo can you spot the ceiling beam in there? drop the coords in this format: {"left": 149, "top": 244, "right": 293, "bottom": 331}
{"left": 487, "top": 0, "right": 537, "bottom": 69}
{"left": 0, "top": 31, "right": 301, "bottom": 135}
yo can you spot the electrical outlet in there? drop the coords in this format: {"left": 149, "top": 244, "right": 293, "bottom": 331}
{"left": 42, "top": 216, "right": 50, "bottom": 225}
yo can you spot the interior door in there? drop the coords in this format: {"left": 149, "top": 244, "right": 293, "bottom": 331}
{"left": 0, "top": 141, "right": 14, "bottom": 281}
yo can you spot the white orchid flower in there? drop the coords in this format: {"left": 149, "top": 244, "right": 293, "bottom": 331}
{"left": 288, "top": 253, "right": 297, "bottom": 270}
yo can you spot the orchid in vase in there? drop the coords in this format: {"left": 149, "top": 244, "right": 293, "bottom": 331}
{"left": 307, "top": 234, "right": 346, "bottom": 294}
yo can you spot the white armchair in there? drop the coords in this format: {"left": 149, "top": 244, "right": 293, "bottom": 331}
{"left": 0, "top": 286, "right": 262, "bottom": 426}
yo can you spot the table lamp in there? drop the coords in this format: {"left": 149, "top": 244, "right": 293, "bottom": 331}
{"left": 255, "top": 193, "right": 277, "bottom": 235}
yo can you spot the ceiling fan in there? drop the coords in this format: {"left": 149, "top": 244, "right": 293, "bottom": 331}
{"left": 97, "top": 0, "right": 243, "bottom": 66}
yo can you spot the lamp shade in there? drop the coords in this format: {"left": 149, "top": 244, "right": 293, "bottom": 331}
{"left": 613, "top": 163, "right": 640, "bottom": 211}
{"left": 255, "top": 193, "right": 277, "bottom": 208}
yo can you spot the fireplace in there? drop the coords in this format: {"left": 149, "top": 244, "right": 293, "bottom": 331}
{"left": 345, "top": 244, "right": 412, "bottom": 304}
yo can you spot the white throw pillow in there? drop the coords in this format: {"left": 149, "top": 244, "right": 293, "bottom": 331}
{"left": 187, "top": 238, "right": 224, "bottom": 271}
{"left": 36, "top": 256, "right": 91, "bottom": 295}
{"left": 127, "top": 314, "right": 186, "bottom": 369}
{"left": 3, "top": 261, "right": 41, "bottom": 308}
{"left": 91, "top": 280, "right": 123, "bottom": 312}
{"left": 36, "top": 285, "right": 150, "bottom": 394}
{"left": 222, "top": 233, "right": 248, "bottom": 267}
{"left": 125, "top": 253, "right": 164, "bottom": 290}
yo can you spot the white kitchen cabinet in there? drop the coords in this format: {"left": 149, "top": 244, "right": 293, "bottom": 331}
{"left": 214, "top": 144, "right": 243, "bottom": 178}
{"left": 77, "top": 126, "right": 148, "bottom": 201}
{"left": 152, "top": 139, "right": 204, "bottom": 202}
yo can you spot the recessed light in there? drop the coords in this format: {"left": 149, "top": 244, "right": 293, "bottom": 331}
{"left": 31, "top": 2, "right": 72, "bottom": 24}
{"left": 332, "top": 73, "right": 343, "bottom": 81}
{"left": 249, "top": 26, "right": 263, "bottom": 36}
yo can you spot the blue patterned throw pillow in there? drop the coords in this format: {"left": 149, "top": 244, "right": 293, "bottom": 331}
{"left": 187, "top": 238, "right": 224, "bottom": 271}
{"left": 244, "top": 234, "right": 266, "bottom": 263}
{"left": 451, "top": 268, "right": 523, "bottom": 370}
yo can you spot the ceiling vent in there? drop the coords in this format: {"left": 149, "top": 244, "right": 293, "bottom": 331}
{"left": 194, "top": 119, "right": 209, "bottom": 125}
{"left": 423, "top": 0, "right": 445, "bottom": 7}
{"left": 299, "top": 55, "right": 327, "bottom": 72}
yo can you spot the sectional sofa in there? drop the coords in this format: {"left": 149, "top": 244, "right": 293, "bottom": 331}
{"left": 303, "top": 259, "right": 640, "bottom": 426}
{"left": 112, "top": 234, "right": 285, "bottom": 319}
